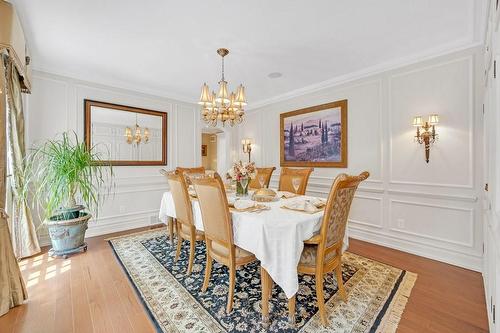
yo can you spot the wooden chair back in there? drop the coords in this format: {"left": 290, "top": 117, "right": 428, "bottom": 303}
{"left": 278, "top": 167, "right": 314, "bottom": 195}
{"left": 249, "top": 167, "right": 276, "bottom": 189}
{"left": 166, "top": 171, "right": 194, "bottom": 226}
{"left": 319, "top": 171, "right": 369, "bottom": 254}
{"left": 192, "top": 173, "right": 234, "bottom": 247}
{"left": 176, "top": 166, "right": 206, "bottom": 174}
{"left": 176, "top": 166, "right": 205, "bottom": 185}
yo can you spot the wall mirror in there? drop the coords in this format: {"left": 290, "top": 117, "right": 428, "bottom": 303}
{"left": 84, "top": 100, "right": 167, "bottom": 166}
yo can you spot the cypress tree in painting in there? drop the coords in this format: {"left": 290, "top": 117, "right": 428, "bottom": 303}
{"left": 301, "top": 123, "right": 304, "bottom": 132}
{"left": 319, "top": 119, "right": 322, "bottom": 129}
{"left": 324, "top": 120, "right": 328, "bottom": 144}
{"left": 288, "top": 122, "right": 295, "bottom": 157}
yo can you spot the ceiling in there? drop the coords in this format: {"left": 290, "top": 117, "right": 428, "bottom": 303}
{"left": 11, "top": 0, "right": 480, "bottom": 107}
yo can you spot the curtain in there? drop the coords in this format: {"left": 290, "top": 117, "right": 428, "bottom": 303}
{"left": 4, "top": 54, "right": 40, "bottom": 259}
{"left": 0, "top": 50, "right": 27, "bottom": 316}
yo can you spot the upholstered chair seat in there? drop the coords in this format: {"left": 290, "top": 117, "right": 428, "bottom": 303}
{"left": 178, "top": 223, "right": 204, "bottom": 238}
{"left": 299, "top": 244, "right": 337, "bottom": 267}
{"left": 211, "top": 241, "right": 255, "bottom": 262}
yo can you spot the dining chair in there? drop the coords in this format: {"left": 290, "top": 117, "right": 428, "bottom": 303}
{"left": 278, "top": 167, "right": 314, "bottom": 195}
{"left": 166, "top": 170, "right": 205, "bottom": 275}
{"left": 249, "top": 167, "right": 276, "bottom": 189}
{"left": 176, "top": 166, "right": 206, "bottom": 175}
{"left": 290, "top": 171, "right": 369, "bottom": 326}
{"left": 191, "top": 173, "right": 257, "bottom": 314}
{"left": 289, "top": 171, "right": 370, "bottom": 326}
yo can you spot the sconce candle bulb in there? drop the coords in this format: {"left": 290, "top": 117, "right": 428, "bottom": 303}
{"left": 241, "top": 138, "right": 252, "bottom": 162}
{"left": 413, "top": 114, "right": 439, "bottom": 163}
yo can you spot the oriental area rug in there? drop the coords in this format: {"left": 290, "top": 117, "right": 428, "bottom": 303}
{"left": 108, "top": 228, "right": 416, "bottom": 333}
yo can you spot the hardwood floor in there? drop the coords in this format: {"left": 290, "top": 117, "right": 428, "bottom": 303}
{"left": 0, "top": 226, "right": 489, "bottom": 333}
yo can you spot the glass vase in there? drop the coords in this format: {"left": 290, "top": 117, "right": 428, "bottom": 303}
{"left": 236, "top": 179, "right": 249, "bottom": 196}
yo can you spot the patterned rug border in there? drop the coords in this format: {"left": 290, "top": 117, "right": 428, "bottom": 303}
{"left": 110, "top": 228, "right": 225, "bottom": 333}
{"left": 108, "top": 237, "right": 164, "bottom": 333}
{"left": 104, "top": 226, "right": 169, "bottom": 241}
{"left": 376, "top": 272, "right": 417, "bottom": 333}
{"left": 108, "top": 228, "right": 417, "bottom": 333}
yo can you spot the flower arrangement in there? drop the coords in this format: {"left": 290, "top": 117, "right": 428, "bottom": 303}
{"left": 227, "top": 161, "right": 256, "bottom": 181}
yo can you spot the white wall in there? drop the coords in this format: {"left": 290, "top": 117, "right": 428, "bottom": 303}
{"left": 232, "top": 46, "right": 484, "bottom": 271}
{"left": 25, "top": 71, "right": 200, "bottom": 244}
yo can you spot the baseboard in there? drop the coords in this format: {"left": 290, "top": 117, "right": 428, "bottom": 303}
{"left": 85, "top": 210, "right": 160, "bottom": 238}
{"left": 348, "top": 227, "right": 482, "bottom": 272}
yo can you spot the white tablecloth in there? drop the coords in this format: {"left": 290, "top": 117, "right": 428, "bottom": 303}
{"left": 158, "top": 191, "right": 349, "bottom": 298}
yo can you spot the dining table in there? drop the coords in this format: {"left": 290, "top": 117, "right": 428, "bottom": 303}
{"left": 158, "top": 188, "right": 349, "bottom": 325}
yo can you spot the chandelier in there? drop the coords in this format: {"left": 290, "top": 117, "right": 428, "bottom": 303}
{"left": 124, "top": 114, "right": 150, "bottom": 145}
{"left": 198, "top": 48, "right": 247, "bottom": 127}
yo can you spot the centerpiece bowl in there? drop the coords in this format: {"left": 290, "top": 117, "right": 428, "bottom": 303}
{"left": 252, "top": 188, "right": 277, "bottom": 202}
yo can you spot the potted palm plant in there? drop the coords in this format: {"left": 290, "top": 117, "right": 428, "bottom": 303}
{"left": 23, "top": 132, "right": 113, "bottom": 258}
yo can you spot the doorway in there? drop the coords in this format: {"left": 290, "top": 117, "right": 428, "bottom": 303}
{"left": 201, "top": 128, "right": 224, "bottom": 174}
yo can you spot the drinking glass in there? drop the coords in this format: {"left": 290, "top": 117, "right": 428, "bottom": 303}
{"left": 292, "top": 177, "right": 301, "bottom": 194}
{"left": 258, "top": 175, "right": 265, "bottom": 188}
{"left": 240, "top": 177, "right": 249, "bottom": 196}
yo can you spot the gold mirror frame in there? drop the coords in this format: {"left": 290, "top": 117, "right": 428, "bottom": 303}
{"left": 84, "top": 99, "right": 168, "bottom": 166}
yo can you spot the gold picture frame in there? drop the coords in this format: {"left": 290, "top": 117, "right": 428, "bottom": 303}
{"left": 280, "top": 99, "right": 347, "bottom": 168}
{"left": 84, "top": 99, "right": 168, "bottom": 166}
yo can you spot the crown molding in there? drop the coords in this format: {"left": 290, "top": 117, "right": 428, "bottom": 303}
{"left": 32, "top": 40, "right": 481, "bottom": 113}
{"left": 247, "top": 40, "right": 482, "bottom": 111}
{"left": 31, "top": 66, "right": 196, "bottom": 106}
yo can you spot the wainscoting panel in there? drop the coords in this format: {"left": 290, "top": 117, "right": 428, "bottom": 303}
{"left": 234, "top": 46, "right": 483, "bottom": 271}
{"left": 349, "top": 196, "right": 383, "bottom": 229}
{"left": 389, "top": 199, "right": 474, "bottom": 248}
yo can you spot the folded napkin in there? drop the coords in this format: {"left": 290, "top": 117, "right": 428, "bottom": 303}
{"left": 283, "top": 199, "right": 322, "bottom": 213}
{"left": 308, "top": 197, "right": 326, "bottom": 208}
{"left": 277, "top": 191, "right": 298, "bottom": 199}
{"left": 233, "top": 199, "right": 255, "bottom": 210}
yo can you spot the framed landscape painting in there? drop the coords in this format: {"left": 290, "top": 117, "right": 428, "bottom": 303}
{"left": 280, "top": 99, "right": 347, "bottom": 167}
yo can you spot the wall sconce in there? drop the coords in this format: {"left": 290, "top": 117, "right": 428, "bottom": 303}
{"left": 241, "top": 138, "right": 252, "bottom": 162}
{"left": 413, "top": 114, "right": 439, "bottom": 163}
